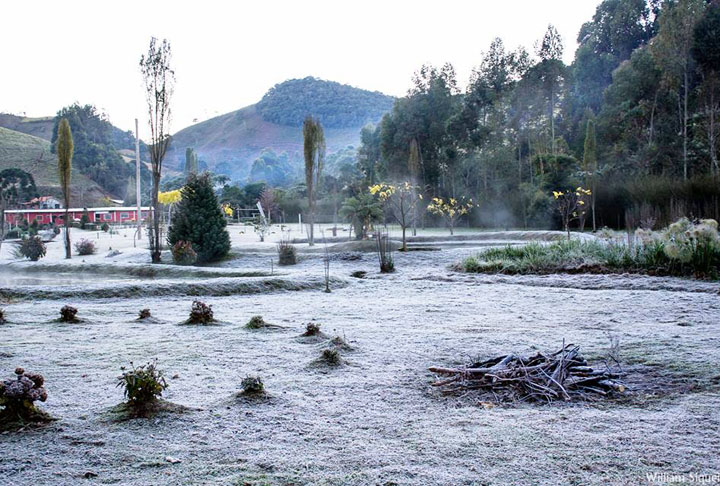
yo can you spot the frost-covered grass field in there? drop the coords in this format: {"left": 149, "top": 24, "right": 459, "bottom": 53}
{"left": 1, "top": 226, "right": 719, "bottom": 485}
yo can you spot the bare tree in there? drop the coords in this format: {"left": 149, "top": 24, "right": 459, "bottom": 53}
{"left": 140, "top": 37, "right": 175, "bottom": 263}
{"left": 303, "top": 116, "right": 325, "bottom": 246}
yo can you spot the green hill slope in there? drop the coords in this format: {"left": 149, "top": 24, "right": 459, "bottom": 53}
{"left": 165, "top": 77, "right": 395, "bottom": 179}
{"left": 0, "top": 127, "right": 109, "bottom": 206}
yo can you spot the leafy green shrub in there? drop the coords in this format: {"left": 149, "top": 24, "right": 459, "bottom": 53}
{"left": 18, "top": 236, "right": 46, "bottom": 261}
{"left": 187, "top": 300, "right": 214, "bottom": 324}
{"left": 74, "top": 238, "right": 96, "bottom": 256}
{"left": 240, "top": 376, "right": 265, "bottom": 395}
{"left": 171, "top": 240, "right": 197, "bottom": 265}
{"left": 59, "top": 305, "right": 79, "bottom": 322}
{"left": 0, "top": 367, "right": 50, "bottom": 424}
{"left": 167, "top": 173, "right": 231, "bottom": 263}
{"left": 117, "top": 361, "right": 167, "bottom": 407}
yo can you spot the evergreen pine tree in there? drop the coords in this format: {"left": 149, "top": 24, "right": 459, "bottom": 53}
{"left": 167, "top": 173, "right": 231, "bottom": 263}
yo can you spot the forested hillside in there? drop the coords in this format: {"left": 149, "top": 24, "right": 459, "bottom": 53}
{"left": 164, "top": 78, "right": 394, "bottom": 179}
{"left": 256, "top": 77, "right": 395, "bottom": 128}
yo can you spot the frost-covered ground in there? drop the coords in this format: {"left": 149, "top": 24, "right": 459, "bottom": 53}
{"left": 1, "top": 225, "right": 719, "bottom": 485}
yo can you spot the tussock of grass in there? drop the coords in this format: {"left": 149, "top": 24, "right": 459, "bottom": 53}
{"left": 462, "top": 238, "right": 718, "bottom": 279}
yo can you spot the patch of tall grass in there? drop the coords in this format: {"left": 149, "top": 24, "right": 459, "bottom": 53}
{"left": 462, "top": 218, "right": 720, "bottom": 279}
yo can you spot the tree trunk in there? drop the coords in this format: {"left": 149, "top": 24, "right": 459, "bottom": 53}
{"left": 151, "top": 178, "right": 161, "bottom": 263}
{"left": 683, "top": 67, "right": 689, "bottom": 180}
{"left": 64, "top": 208, "right": 71, "bottom": 259}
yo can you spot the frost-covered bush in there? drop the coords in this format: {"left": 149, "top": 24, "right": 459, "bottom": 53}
{"left": 320, "top": 348, "right": 341, "bottom": 366}
{"left": 0, "top": 368, "right": 48, "bottom": 422}
{"left": 303, "top": 322, "right": 321, "bottom": 336}
{"left": 0, "top": 309, "right": 5, "bottom": 325}
{"left": 18, "top": 236, "right": 46, "bottom": 261}
{"left": 138, "top": 309, "right": 151, "bottom": 320}
{"left": 74, "top": 238, "right": 96, "bottom": 256}
{"left": 117, "top": 361, "right": 167, "bottom": 407}
{"left": 187, "top": 300, "right": 214, "bottom": 324}
{"left": 240, "top": 376, "right": 265, "bottom": 395}
{"left": 277, "top": 240, "right": 297, "bottom": 265}
{"left": 246, "top": 315, "right": 267, "bottom": 329}
{"left": 59, "top": 305, "right": 79, "bottom": 322}
{"left": 171, "top": 240, "right": 197, "bottom": 265}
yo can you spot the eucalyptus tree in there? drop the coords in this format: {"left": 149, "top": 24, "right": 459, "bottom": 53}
{"left": 140, "top": 37, "right": 175, "bottom": 263}
{"left": 56, "top": 118, "right": 73, "bottom": 259}
{"left": 303, "top": 115, "right": 325, "bottom": 245}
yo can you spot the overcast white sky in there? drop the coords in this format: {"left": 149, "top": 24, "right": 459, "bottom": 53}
{"left": 2, "top": 0, "right": 600, "bottom": 139}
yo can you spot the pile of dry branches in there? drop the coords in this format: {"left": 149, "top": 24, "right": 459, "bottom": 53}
{"left": 429, "top": 343, "right": 625, "bottom": 403}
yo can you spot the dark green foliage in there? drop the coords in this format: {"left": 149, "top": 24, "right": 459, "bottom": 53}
{"left": 340, "top": 194, "right": 383, "bottom": 239}
{"left": 249, "top": 149, "right": 295, "bottom": 186}
{"left": 167, "top": 173, "right": 231, "bottom": 263}
{"left": 184, "top": 148, "right": 198, "bottom": 177}
{"left": 320, "top": 348, "right": 341, "bottom": 366}
{"left": 257, "top": 77, "right": 394, "bottom": 128}
{"left": 171, "top": 240, "right": 197, "bottom": 265}
{"left": 74, "top": 238, "right": 96, "bottom": 256}
{"left": 80, "top": 211, "right": 90, "bottom": 229}
{"left": 51, "top": 104, "right": 150, "bottom": 196}
{"left": 18, "top": 236, "right": 46, "bottom": 261}
{"left": 117, "top": 361, "right": 168, "bottom": 407}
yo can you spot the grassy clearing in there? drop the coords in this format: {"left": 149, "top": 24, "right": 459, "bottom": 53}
{"left": 462, "top": 233, "right": 719, "bottom": 279}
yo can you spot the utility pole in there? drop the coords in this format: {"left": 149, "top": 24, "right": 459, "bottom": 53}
{"left": 135, "top": 118, "right": 142, "bottom": 242}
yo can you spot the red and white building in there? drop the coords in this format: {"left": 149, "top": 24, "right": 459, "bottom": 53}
{"left": 4, "top": 207, "right": 151, "bottom": 226}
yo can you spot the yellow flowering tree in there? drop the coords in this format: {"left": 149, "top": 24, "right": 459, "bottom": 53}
{"left": 369, "top": 182, "right": 421, "bottom": 250}
{"left": 221, "top": 204, "right": 234, "bottom": 218}
{"left": 158, "top": 189, "right": 182, "bottom": 224}
{"left": 426, "top": 196, "right": 474, "bottom": 235}
{"left": 552, "top": 187, "right": 592, "bottom": 240}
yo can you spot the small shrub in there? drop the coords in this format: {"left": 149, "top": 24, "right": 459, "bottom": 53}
{"left": 246, "top": 315, "right": 267, "bottom": 329}
{"left": 240, "top": 376, "right": 265, "bottom": 395}
{"left": 18, "top": 236, "right": 46, "bottom": 261}
{"left": 116, "top": 361, "right": 167, "bottom": 407}
{"left": 0, "top": 367, "right": 51, "bottom": 424}
{"left": 320, "top": 348, "right": 341, "bottom": 366}
{"left": 187, "top": 300, "right": 214, "bottom": 324}
{"left": 0, "top": 309, "right": 5, "bottom": 324}
{"left": 329, "top": 335, "right": 353, "bottom": 351}
{"left": 303, "top": 322, "right": 321, "bottom": 336}
{"left": 171, "top": 240, "right": 197, "bottom": 265}
{"left": 138, "top": 309, "right": 151, "bottom": 320}
{"left": 74, "top": 238, "right": 96, "bottom": 256}
{"left": 59, "top": 305, "right": 79, "bottom": 322}
{"left": 376, "top": 232, "right": 395, "bottom": 273}
{"left": 101, "top": 223, "right": 110, "bottom": 232}
{"left": 52, "top": 226, "right": 61, "bottom": 235}
{"left": 277, "top": 240, "right": 297, "bottom": 265}
{"left": 350, "top": 270, "right": 367, "bottom": 279}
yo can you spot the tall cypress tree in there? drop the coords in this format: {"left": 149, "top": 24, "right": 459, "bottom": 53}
{"left": 56, "top": 118, "right": 73, "bottom": 259}
{"left": 167, "top": 173, "right": 230, "bottom": 263}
